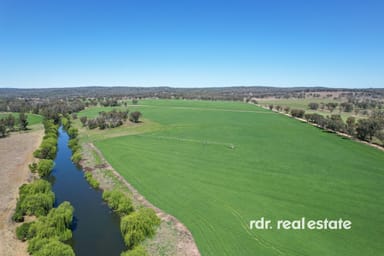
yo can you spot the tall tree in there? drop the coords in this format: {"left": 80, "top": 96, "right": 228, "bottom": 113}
{"left": 129, "top": 111, "right": 142, "bottom": 123}
{"left": 6, "top": 114, "right": 16, "bottom": 130}
{"left": 19, "top": 112, "right": 28, "bottom": 130}
{"left": 0, "top": 119, "right": 7, "bottom": 137}
{"left": 346, "top": 116, "right": 356, "bottom": 135}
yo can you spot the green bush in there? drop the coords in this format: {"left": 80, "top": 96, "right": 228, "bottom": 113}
{"left": 16, "top": 222, "right": 33, "bottom": 241}
{"left": 84, "top": 172, "right": 100, "bottom": 188}
{"left": 34, "top": 141, "right": 57, "bottom": 160}
{"left": 121, "top": 245, "right": 148, "bottom": 256}
{"left": 71, "top": 151, "right": 82, "bottom": 163}
{"left": 19, "top": 179, "right": 52, "bottom": 195}
{"left": 61, "top": 117, "right": 70, "bottom": 130}
{"left": 67, "top": 127, "right": 78, "bottom": 139}
{"left": 29, "top": 162, "right": 38, "bottom": 173}
{"left": 20, "top": 192, "right": 55, "bottom": 217}
{"left": 120, "top": 208, "right": 160, "bottom": 248}
{"left": 34, "top": 121, "right": 58, "bottom": 159}
{"left": 103, "top": 190, "right": 134, "bottom": 216}
{"left": 12, "top": 207, "right": 24, "bottom": 222}
{"left": 28, "top": 238, "right": 75, "bottom": 256}
{"left": 13, "top": 180, "right": 54, "bottom": 219}
{"left": 68, "top": 138, "right": 80, "bottom": 151}
{"left": 37, "top": 159, "right": 54, "bottom": 177}
{"left": 28, "top": 201, "right": 74, "bottom": 241}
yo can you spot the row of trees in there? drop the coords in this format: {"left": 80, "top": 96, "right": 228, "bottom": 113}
{"left": 0, "top": 113, "right": 28, "bottom": 137}
{"left": 295, "top": 110, "right": 384, "bottom": 144}
{"left": 308, "top": 102, "right": 355, "bottom": 113}
{"left": 14, "top": 118, "right": 75, "bottom": 256}
{"left": 266, "top": 104, "right": 384, "bottom": 145}
{"left": 102, "top": 189, "right": 160, "bottom": 255}
{"left": 63, "top": 117, "right": 82, "bottom": 164}
{"left": 33, "top": 120, "right": 58, "bottom": 161}
{"left": 80, "top": 110, "right": 142, "bottom": 130}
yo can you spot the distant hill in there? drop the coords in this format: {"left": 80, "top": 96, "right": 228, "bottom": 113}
{"left": 0, "top": 86, "right": 383, "bottom": 100}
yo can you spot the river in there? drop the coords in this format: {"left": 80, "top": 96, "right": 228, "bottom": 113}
{"left": 49, "top": 127, "right": 126, "bottom": 255}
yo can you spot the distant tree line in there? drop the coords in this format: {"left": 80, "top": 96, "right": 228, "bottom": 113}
{"left": 2, "top": 86, "right": 384, "bottom": 102}
{"left": 306, "top": 100, "right": 382, "bottom": 115}
{"left": 0, "top": 98, "right": 85, "bottom": 123}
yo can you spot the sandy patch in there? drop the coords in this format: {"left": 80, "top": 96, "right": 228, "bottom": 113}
{"left": 0, "top": 129, "right": 43, "bottom": 256}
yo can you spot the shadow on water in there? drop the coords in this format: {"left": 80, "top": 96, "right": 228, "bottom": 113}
{"left": 49, "top": 127, "right": 126, "bottom": 255}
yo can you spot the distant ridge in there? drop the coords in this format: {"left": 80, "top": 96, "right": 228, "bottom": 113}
{"left": 0, "top": 86, "right": 383, "bottom": 100}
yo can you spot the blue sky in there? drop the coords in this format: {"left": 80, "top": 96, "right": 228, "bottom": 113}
{"left": 0, "top": 0, "right": 383, "bottom": 88}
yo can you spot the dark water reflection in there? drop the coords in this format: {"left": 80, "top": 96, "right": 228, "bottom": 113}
{"left": 50, "top": 127, "right": 125, "bottom": 255}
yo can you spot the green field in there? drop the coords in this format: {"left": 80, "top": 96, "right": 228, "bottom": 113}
{"left": 79, "top": 100, "right": 384, "bottom": 256}
{"left": 0, "top": 112, "right": 43, "bottom": 126}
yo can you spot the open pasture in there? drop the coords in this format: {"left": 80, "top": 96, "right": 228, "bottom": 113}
{"left": 79, "top": 100, "right": 384, "bottom": 256}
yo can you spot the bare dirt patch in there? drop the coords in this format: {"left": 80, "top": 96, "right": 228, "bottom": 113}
{"left": 80, "top": 143, "right": 201, "bottom": 256}
{"left": 0, "top": 130, "right": 43, "bottom": 256}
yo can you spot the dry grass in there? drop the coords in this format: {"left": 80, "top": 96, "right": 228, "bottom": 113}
{"left": 0, "top": 129, "right": 43, "bottom": 256}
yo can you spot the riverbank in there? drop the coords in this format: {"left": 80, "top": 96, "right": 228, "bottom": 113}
{"left": 0, "top": 128, "right": 44, "bottom": 256}
{"left": 79, "top": 142, "right": 201, "bottom": 256}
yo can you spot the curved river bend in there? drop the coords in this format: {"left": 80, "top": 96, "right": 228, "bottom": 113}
{"left": 49, "top": 127, "right": 125, "bottom": 255}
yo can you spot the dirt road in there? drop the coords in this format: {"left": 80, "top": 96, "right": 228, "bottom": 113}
{"left": 0, "top": 130, "right": 43, "bottom": 256}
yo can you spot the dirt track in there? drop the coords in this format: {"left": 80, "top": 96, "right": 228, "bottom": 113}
{"left": 0, "top": 130, "right": 43, "bottom": 256}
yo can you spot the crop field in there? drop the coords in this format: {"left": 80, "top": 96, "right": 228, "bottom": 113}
{"left": 79, "top": 100, "right": 384, "bottom": 256}
{"left": 0, "top": 112, "right": 43, "bottom": 126}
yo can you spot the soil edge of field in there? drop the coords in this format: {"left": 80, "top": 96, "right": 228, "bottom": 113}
{"left": 0, "top": 128, "right": 44, "bottom": 256}
{"left": 79, "top": 142, "right": 201, "bottom": 256}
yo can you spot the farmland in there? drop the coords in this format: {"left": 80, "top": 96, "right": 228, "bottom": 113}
{"left": 0, "top": 112, "right": 43, "bottom": 126}
{"left": 78, "top": 100, "right": 384, "bottom": 256}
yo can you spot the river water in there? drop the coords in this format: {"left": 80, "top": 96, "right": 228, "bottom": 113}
{"left": 49, "top": 127, "right": 126, "bottom": 255}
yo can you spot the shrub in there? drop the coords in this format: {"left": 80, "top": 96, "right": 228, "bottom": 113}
{"left": 19, "top": 179, "right": 52, "bottom": 195}
{"left": 67, "top": 127, "right": 78, "bottom": 139}
{"left": 28, "top": 201, "right": 74, "bottom": 241}
{"left": 12, "top": 206, "right": 24, "bottom": 222}
{"left": 80, "top": 116, "right": 87, "bottom": 126}
{"left": 37, "top": 159, "right": 54, "bottom": 177}
{"left": 20, "top": 192, "right": 55, "bottom": 217}
{"left": 84, "top": 172, "right": 100, "bottom": 188}
{"left": 13, "top": 180, "right": 55, "bottom": 219}
{"left": 61, "top": 117, "right": 70, "bottom": 130}
{"left": 29, "top": 163, "right": 38, "bottom": 173}
{"left": 103, "top": 190, "right": 134, "bottom": 216}
{"left": 27, "top": 238, "right": 75, "bottom": 256}
{"left": 308, "top": 102, "right": 319, "bottom": 110}
{"left": 68, "top": 138, "right": 80, "bottom": 152}
{"left": 121, "top": 245, "right": 148, "bottom": 256}
{"left": 129, "top": 111, "right": 142, "bottom": 123}
{"left": 290, "top": 109, "right": 305, "bottom": 118}
{"left": 71, "top": 151, "right": 82, "bottom": 163}
{"left": 16, "top": 222, "right": 33, "bottom": 241}
{"left": 120, "top": 208, "right": 160, "bottom": 248}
